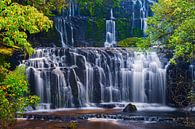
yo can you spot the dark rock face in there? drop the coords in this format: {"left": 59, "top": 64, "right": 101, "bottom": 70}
{"left": 69, "top": 69, "right": 80, "bottom": 107}
{"left": 54, "top": 0, "right": 157, "bottom": 47}
{"left": 8, "top": 50, "right": 24, "bottom": 70}
{"left": 29, "top": 28, "right": 62, "bottom": 48}
{"left": 123, "top": 103, "right": 137, "bottom": 112}
{"left": 167, "top": 61, "right": 192, "bottom": 107}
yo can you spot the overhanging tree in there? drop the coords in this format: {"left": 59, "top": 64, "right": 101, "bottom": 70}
{"left": 0, "top": 0, "right": 53, "bottom": 128}
{"left": 12, "top": 0, "right": 69, "bottom": 16}
{"left": 0, "top": 0, "right": 53, "bottom": 55}
{"left": 146, "top": 0, "right": 195, "bottom": 64}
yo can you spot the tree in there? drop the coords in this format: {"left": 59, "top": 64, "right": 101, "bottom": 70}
{"left": 0, "top": 0, "right": 53, "bottom": 128}
{"left": 13, "top": 0, "right": 69, "bottom": 16}
{"left": 0, "top": 0, "right": 53, "bottom": 55}
{"left": 146, "top": 0, "right": 195, "bottom": 64}
{"left": 0, "top": 66, "right": 40, "bottom": 128}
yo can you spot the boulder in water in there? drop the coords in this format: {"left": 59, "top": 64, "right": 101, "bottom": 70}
{"left": 123, "top": 103, "right": 137, "bottom": 113}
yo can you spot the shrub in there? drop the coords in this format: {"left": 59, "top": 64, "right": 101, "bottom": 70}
{"left": 0, "top": 65, "right": 39, "bottom": 128}
{"left": 118, "top": 37, "right": 150, "bottom": 49}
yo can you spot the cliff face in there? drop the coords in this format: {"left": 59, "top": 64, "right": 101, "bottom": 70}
{"left": 30, "top": 0, "right": 156, "bottom": 48}
{"left": 24, "top": 0, "right": 194, "bottom": 108}
{"left": 167, "top": 62, "right": 193, "bottom": 107}
{"left": 64, "top": 0, "right": 156, "bottom": 47}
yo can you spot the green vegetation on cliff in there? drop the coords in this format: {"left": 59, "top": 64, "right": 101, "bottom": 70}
{"left": 118, "top": 37, "right": 150, "bottom": 49}
{"left": 78, "top": 0, "right": 121, "bottom": 16}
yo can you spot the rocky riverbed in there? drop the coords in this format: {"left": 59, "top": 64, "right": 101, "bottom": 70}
{"left": 15, "top": 107, "right": 195, "bottom": 129}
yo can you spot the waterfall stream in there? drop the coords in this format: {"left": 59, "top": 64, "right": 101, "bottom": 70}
{"left": 104, "top": 9, "right": 116, "bottom": 47}
{"left": 24, "top": 48, "right": 167, "bottom": 109}
{"left": 131, "top": 0, "right": 157, "bottom": 35}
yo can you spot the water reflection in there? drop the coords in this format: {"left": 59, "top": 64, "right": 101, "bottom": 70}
{"left": 79, "top": 118, "right": 194, "bottom": 129}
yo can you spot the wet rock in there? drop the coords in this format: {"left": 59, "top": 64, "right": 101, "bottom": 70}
{"left": 69, "top": 69, "right": 80, "bottom": 107}
{"left": 98, "top": 103, "right": 116, "bottom": 109}
{"left": 167, "top": 61, "right": 192, "bottom": 107}
{"left": 123, "top": 103, "right": 137, "bottom": 113}
{"left": 132, "top": 116, "right": 145, "bottom": 121}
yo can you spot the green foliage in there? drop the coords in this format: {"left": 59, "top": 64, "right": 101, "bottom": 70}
{"left": 132, "top": 28, "right": 143, "bottom": 37}
{"left": 78, "top": 0, "right": 103, "bottom": 16}
{"left": 94, "top": 18, "right": 106, "bottom": 43}
{"left": 147, "top": 0, "right": 195, "bottom": 63}
{"left": 86, "top": 18, "right": 106, "bottom": 46}
{"left": 118, "top": 37, "right": 150, "bottom": 49}
{"left": 0, "top": 0, "right": 53, "bottom": 55}
{"left": 69, "top": 121, "right": 78, "bottom": 129}
{"left": 78, "top": 0, "right": 121, "bottom": 16}
{"left": 191, "top": 91, "right": 195, "bottom": 104}
{"left": 136, "top": 38, "right": 151, "bottom": 50}
{"left": 116, "top": 18, "right": 131, "bottom": 40}
{"left": 118, "top": 37, "right": 139, "bottom": 47}
{"left": 86, "top": 18, "right": 132, "bottom": 46}
{"left": 0, "top": 63, "right": 9, "bottom": 83}
{"left": 13, "top": 0, "right": 68, "bottom": 16}
{"left": 0, "top": 66, "right": 40, "bottom": 128}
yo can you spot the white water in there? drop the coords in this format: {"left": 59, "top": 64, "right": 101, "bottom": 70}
{"left": 26, "top": 102, "right": 175, "bottom": 113}
{"left": 54, "top": 0, "right": 77, "bottom": 47}
{"left": 104, "top": 9, "right": 116, "bottom": 47}
{"left": 23, "top": 48, "right": 167, "bottom": 109}
{"left": 131, "top": 0, "right": 157, "bottom": 35}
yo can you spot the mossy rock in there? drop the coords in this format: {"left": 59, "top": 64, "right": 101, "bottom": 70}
{"left": 123, "top": 103, "right": 137, "bottom": 113}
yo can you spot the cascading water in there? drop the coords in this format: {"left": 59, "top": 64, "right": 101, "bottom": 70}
{"left": 55, "top": 18, "right": 68, "bottom": 48}
{"left": 55, "top": 0, "right": 77, "bottom": 47}
{"left": 104, "top": 9, "right": 116, "bottom": 47}
{"left": 24, "top": 48, "right": 167, "bottom": 109}
{"left": 131, "top": 0, "right": 157, "bottom": 35}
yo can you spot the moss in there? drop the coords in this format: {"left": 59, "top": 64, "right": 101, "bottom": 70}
{"left": 118, "top": 37, "right": 150, "bottom": 50}
{"left": 118, "top": 37, "right": 142, "bottom": 47}
{"left": 94, "top": 18, "right": 106, "bottom": 42}
{"left": 116, "top": 18, "right": 131, "bottom": 40}
{"left": 132, "top": 28, "right": 143, "bottom": 37}
{"left": 123, "top": 103, "right": 137, "bottom": 112}
{"left": 86, "top": 18, "right": 105, "bottom": 46}
{"left": 79, "top": 0, "right": 121, "bottom": 17}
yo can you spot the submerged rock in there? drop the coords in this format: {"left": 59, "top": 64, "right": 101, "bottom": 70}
{"left": 123, "top": 103, "right": 137, "bottom": 113}
{"left": 97, "top": 103, "right": 116, "bottom": 109}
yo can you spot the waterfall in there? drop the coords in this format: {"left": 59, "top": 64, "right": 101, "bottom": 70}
{"left": 131, "top": 0, "right": 156, "bottom": 35}
{"left": 55, "top": 18, "right": 68, "bottom": 48}
{"left": 24, "top": 48, "right": 167, "bottom": 109}
{"left": 54, "top": 0, "right": 77, "bottom": 47}
{"left": 104, "top": 9, "right": 116, "bottom": 47}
